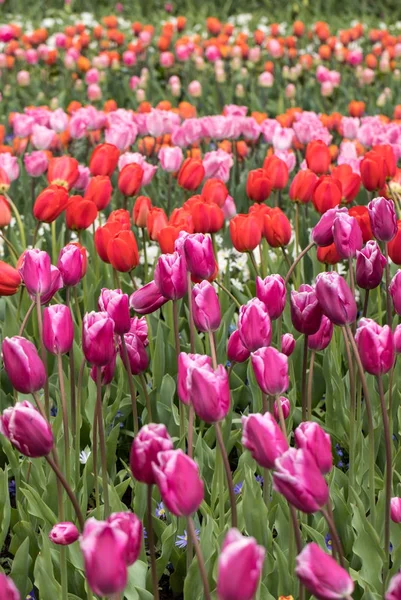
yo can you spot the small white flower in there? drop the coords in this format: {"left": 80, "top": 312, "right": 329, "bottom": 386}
{"left": 79, "top": 448, "right": 91, "bottom": 464}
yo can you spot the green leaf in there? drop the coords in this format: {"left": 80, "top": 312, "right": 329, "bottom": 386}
{"left": 0, "top": 467, "right": 11, "bottom": 551}
{"left": 34, "top": 532, "right": 61, "bottom": 600}
{"left": 21, "top": 484, "right": 58, "bottom": 526}
{"left": 10, "top": 537, "right": 31, "bottom": 598}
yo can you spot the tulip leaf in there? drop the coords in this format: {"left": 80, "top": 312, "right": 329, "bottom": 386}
{"left": 33, "top": 532, "right": 62, "bottom": 600}
{"left": 21, "top": 484, "right": 58, "bottom": 526}
{"left": 0, "top": 467, "right": 11, "bottom": 551}
{"left": 10, "top": 537, "right": 31, "bottom": 598}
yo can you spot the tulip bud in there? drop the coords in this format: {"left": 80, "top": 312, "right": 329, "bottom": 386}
{"left": 159, "top": 146, "right": 184, "bottom": 173}
{"left": 274, "top": 396, "right": 291, "bottom": 421}
{"left": 118, "top": 163, "right": 144, "bottom": 197}
{"left": 0, "top": 573, "right": 20, "bottom": 600}
{"left": 355, "top": 318, "right": 394, "bottom": 375}
{"left": 349, "top": 205, "right": 373, "bottom": 243}
{"left": 230, "top": 214, "right": 261, "bottom": 252}
{"left": 183, "top": 234, "right": 216, "bottom": 279}
{"left": 238, "top": 298, "right": 272, "bottom": 352}
{"left": 290, "top": 284, "right": 323, "bottom": 335}
{"left": 390, "top": 271, "right": 401, "bottom": 315}
{"left": 263, "top": 207, "right": 292, "bottom": 248}
{"left": 178, "top": 158, "right": 205, "bottom": 191}
{"left": 99, "top": 288, "right": 130, "bottom": 335}
{"left": 130, "top": 281, "right": 168, "bottom": 315}
{"left": 107, "top": 230, "right": 139, "bottom": 273}
{"left": 90, "top": 351, "right": 117, "bottom": 386}
{"left": 227, "top": 330, "right": 250, "bottom": 363}
{"left": 133, "top": 195, "right": 152, "bottom": 228}
{"left": 130, "top": 423, "right": 174, "bottom": 484}
{"left": 332, "top": 212, "right": 363, "bottom": 258}
{"left": 89, "top": 143, "right": 120, "bottom": 177}
{"left": 296, "top": 543, "right": 354, "bottom": 599}
{"left": 152, "top": 449, "right": 204, "bottom": 516}
{"left": 189, "top": 363, "right": 230, "bottom": 423}
{"left": 281, "top": 333, "right": 296, "bottom": 356}
{"left": 178, "top": 353, "right": 212, "bottom": 404}
{"left": 305, "top": 140, "right": 331, "bottom": 174}
{"left": 119, "top": 333, "right": 148, "bottom": 375}
{"left": 154, "top": 252, "right": 187, "bottom": 300}
{"left": 82, "top": 311, "right": 115, "bottom": 366}
{"left": 201, "top": 178, "right": 228, "bottom": 207}
{"left": 311, "top": 207, "right": 348, "bottom": 247}
{"left": 295, "top": 422, "right": 333, "bottom": 474}
{"left": 38, "top": 266, "right": 63, "bottom": 305}
{"left": 356, "top": 241, "right": 387, "bottom": 290}
{"left": 308, "top": 315, "right": 334, "bottom": 351}
{"left": 394, "top": 325, "right": 401, "bottom": 353}
{"left": 57, "top": 243, "right": 86, "bottom": 286}
{"left": 2, "top": 336, "right": 46, "bottom": 394}
{"left": 251, "top": 346, "right": 289, "bottom": 395}
{"left": 192, "top": 281, "right": 221, "bottom": 332}
{"left": 368, "top": 196, "right": 398, "bottom": 242}
{"left": 273, "top": 448, "right": 329, "bottom": 512}
{"left": 242, "top": 412, "right": 289, "bottom": 468}
{"left": 19, "top": 249, "right": 52, "bottom": 296}
{"left": 360, "top": 151, "right": 386, "bottom": 191}
{"left": 0, "top": 400, "right": 53, "bottom": 457}
{"left": 49, "top": 522, "right": 80, "bottom": 545}
{"left": 84, "top": 176, "right": 113, "bottom": 210}
{"left": 386, "top": 572, "right": 401, "bottom": 600}
{"left": 263, "top": 155, "right": 289, "bottom": 190}
{"left": 312, "top": 176, "right": 342, "bottom": 214}
{"left": 289, "top": 169, "right": 318, "bottom": 204}
{"left": 256, "top": 274, "right": 286, "bottom": 320}
{"left": 315, "top": 272, "right": 357, "bottom": 325}
{"left": 0, "top": 261, "right": 21, "bottom": 296}
{"left": 246, "top": 168, "right": 272, "bottom": 202}
{"left": 43, "top": 305, "right": 74, "bottom": 355}
{"left": 107, "top": 512, "right": 143, "bottom": 565}
{"left": 391, "top": 497, "right": 401, "bottom": 523}
{"left": 217, "top": 528, "right": 266, "bottom": 600}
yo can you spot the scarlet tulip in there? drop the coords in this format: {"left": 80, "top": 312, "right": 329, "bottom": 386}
{"left": 0, "top": 195, "right": 11, "bottom": 227}
{"left": 0, "top": 261, "right": 21, "bottom": 296}
{"left": 230, "top": 214, "right": 261, "bottom": 252}
{"left": 289, "top": 169, "right": 318, "bottom": 204}
{"left": 47, "top": 156, "right": 79, "bottom": 189}
{"left": 108, "top": 210, "right": 131, "bottom": 230}
{"left": 33, "top": 185, "right": 69, "bottom": 223}
{"left": 107, "top": 230, "right": 139, "bottom": 272}
{"left": 312, "top": 176, "right": 342, "bottom": 214}
{"left": 331, "top": 164, "right": 361, "bottom": 203}
{"left": 348, "top": 205, "right": 373, "bottom": 243}
{"left": 246, "top": 168, "right": 272, "bottom": 202}
{"left": 133, "top": 195, "right": 152, "bottom": 228}
{"left": 147, "top": 207, "right": 168, "bottom": 240}
{"left": 89, "top": 143, "right": 120, "bottom": 177}
{"left": 263, "top": 155, "right": 289, "bottom": 190}
{"left": 118, "top": 163, "right": 144, "bottom": 197}
{"left": 84, "top": 175, "right": 113, "bottom": 210}
{"left": 201, "top": 178, "right": 228, "bottom": 207}
{"left": 372, "top": 144, "right": 397, "bottom": 179}
{"left": 263, "top": 207, "right": 292, "bottom": 247}
{"left": 305, "top": 140, "right": 331, "bottom": 174}
{"left": 94, "top": 222, "right": 121, "bottom": 263}
{"left": 66, "top": 195, "right": 98, "bottom": 230}
{"left": 178, "top": 158, "right": 205, "bottom": 190}
{"left": 360, "top": 151, "right": 386, "bottom": 191}
{"left": 191, "top": 200, "right": 224, "bottom": 233}
{"left": 388, "top": 220, "right": 401, "bottom": 264}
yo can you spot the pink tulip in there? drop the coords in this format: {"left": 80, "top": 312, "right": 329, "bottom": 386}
{"left": 130, "top": 423, "right": 173, "bottom": 484}
{"left": 0, "top": 400, "right": 53, "bottom": 458}
{"left": 153, "top": 449, "right": 204, "bottom": 516}
{"left": 128, "top": 317, "right": 148, "bottom": 346}
{"left": 82, "top": 312, "right": 115, "bottom": 367}
{"left": 311, "top": 207, "right": 348, "bottom": 247}
{"left": 251, "top": 346, "right": 289, "bottom": 395}
{"left": 308, "top": 315, "right": 334, "bottom": 351}
{"left": 24, "top": 151, "right": 49, "bottom": 177}
{"left": 290, "top": 284, "right": 323, "bottom": 335}
{"left": 0, "top": 153, "right": 19, "bottom": 181}
{"left": 130, "top": 281, "right": 168, "bottom": 315}
{"left": 74, "top": 165, "right": 90, "bottom": 191}
{"left": 178, "top": 352, "right": 212, "bottom": 404}
{"left": 295, "top": 422, "right": 333, "bottom": 474}
{"left": 190, "top": 363, "right": 230, "bottom": 423}
{"left": 57, "top": 244, "right": 85, "bottom": 287}
{"left": 31, "top": 124, "right": 54, "bottom": 150}
{"left": 273, "top": 448, "right": 329, "bottom": 512}
{"left": 183, "top": 234, "right": 216, "bottom": 280}
{"left": 315, "top": 272, "right": 357, "bottom": 326}
{"left": 391, "top": 497, "right": 401, "bottom": 523}
{"left": 0, "top": 573, "right": 20, "bottom": 600}
{"left": 356, "top": 241, "right": 387, "bottom": 290}
{"left": 389, "top": 271, "right": 401, "bottom": 315}
{"left": 19, "top": 249, "right": 52, "bottom": 296}
{"left": 154, "top": 252, "right": 187, "bottom": 300}
{"left": 394, "top": 325, "right": 401, "bottom": 353}
{"left": 281, "top": 333, "right": 296, "bottom": 356}
{"left": 256, "top": 274, "right": 286, "bottom": 320}
{"left": 274, "top": 396, "right": 291, "bottom": 421}
{"left": 38, "top": 266, "right": 64, "bottom": 305}
{"left": 90, "top": 351, "right": 117, "bottom": 386}
{"left": 296, "top": 543, "right": 354, "bottom": 599}
{"left": 119, "top": 333, "right": 148, "bottom": 375}
{"left": 227, "top": 330, "right": 250, "bottom": 363}
{"left": 2, "top": 336, "right": 46, "bottom": 394}
{"left": 192, "top": 281, "right": 221, "bottom": 332}
{"left": 238, "top": 299, "right": 272, "bottom": 352}
{"left": 49, "top": 108, "right": 69, "bottom": 133}
{"left": 242, "top": 412, "right": 288, "bottom": 469}
{"left": 13, "top": 114, "right": 35, "bottom": 138}
{"left": 368, "top": 197, "right": 398, "bottom": 242}
{"left": 203, "top": 149, "right": 233, "bottom": 183}
{"left": 355, "top": 318, "right": 394, "bottom": 375}
{"left": 107, "top": 512, "right": 143, "bottom": 565}
{"left": 332, "top": 212, "right": 363, "bottom": 258}
{"left": 49, "top": 522, "right": 80, "bottom": 545}
{"left": 217, "top": 528, "right": 265, "bottom": 600}
{"left": 43, "top": 305, "right": 74, "bottom": 355}
{"left": 159, "top": 146, "right": 184, "bottom": 172}
{"left": 99, "top": 288, "right": 131, "bottom": 335}
{"left": 386, "top": 573, "right": 401, "bottom": 600}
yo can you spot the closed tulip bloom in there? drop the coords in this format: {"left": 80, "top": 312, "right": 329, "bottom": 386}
{"left": 24, "top": 150, "right": 49, "bottom": 177}
{"left": 394, "top": 325, "right": 401, "bottom": 353}
{"left": 90, "top": 351, "right": 117, "bottom": 386}
{"left": 159, "top": 146, "right": 184, "bottom": 172}
{"left": 82, "top": 311, "right": 115, "bottom": 366}
{"left": 251, "top": 346, "right": 289, "bottom": 395}
{"left": 355, "top": 318, "right": 394, "bottom": 375}
{"left": 190, "top": 200, "right": 225, "bottom": 234}
{"left": 57, "top": 243, "right": 86, "bottom": 287}
{"left": 227, "top": 330, "right": 250, "bottom": 363}
{"left": 153, "top": 449, "right": 204, "bottom": 516}
{"left": 238, "top": 298, "right": 272, "bottom": 352}
{"left": 119, "top": 333, "right": 148, "bottom": 375}
{"left": 274, "top": 396, "right": 291, "bottom": 421}
{"left": 19, "top": 249, "right": 52, "bottom": 296}
{"left": 360, "top": 151, "right": 386, "bottom": 191}
{"left": 0, "top": 573, "right": 21, "bottom": 600}
{"left": 308, "top": 315, "right": 333, "bottom": 351}
{"left": 178, "top": 158, "right": 205, "bottom": 191}
{"left": 305, "top": 140, "right": 331, "bottom": 174}
{"left": 332, "top": 212, "right": 363, "bottom": 258}
{"left": 154, "top": 252, "right": 187, "bottom": 300}
{"left": 33, "top": 185, "right": 69, "bottom": 223}
{"left": 107, "top": 512, "right": 143, "bottom": 565}
{"left": 2, "top": 336, "right": 46, "bottom": 394}
{"left": 281, "top": 333, "right": 296, "bottom": 356}
{"left": 89, "top": 143, "right": 120, "bottom": 177}
{"left": 107, "top": 230, "right": 139, "bottom": 273}
{"left": 133, "top": 195, "right": 152, "bottom": 228}
{"left": 312, "top": 207, "right": 348, "bottom": 247}
{"left": 246, "top": 168, "right": 272, "bottom": 202}
{"left": 263, "top": 155, "right": 289, "bottom": 190}
{"left": 312, "top": 176, "right": 342, "bottom": 214}
{"left": 256, "top": 274, "right": 286, "bottom": 319}
{"left": 0, "top": 261, "right": 21, "bottom": 296}
{"left": 388, "top": 221, "right": 401, "bottom": 265}
{"left": 386, "top": 573, "right": 401, "bottom": 600}
{"left": 273, "top": 448, "right": 329, "bottom": 512}
{"left": 38, "top": 266, "right": 64, "bottom": 306}
{"left": 94, "top": 222, "right": 121, "bottom": 263}
{"left": 290, "top": 284, "right": 323, "bottom": 335}
{"left": 368, "top": 196, "right": 398, "bottom": 242}
{"left": 0, "top": 400, "right": 53, "bottom": 457}
{"left": 43, "top": 305, "right": 74, "bottom": 355}
{"left": 390, "top": 270, "right": 401, "bottom": 315}
{"left": 356, "top": 241, "right": 387, "bottom": 290}
{"left": 201, "top": 178, "right": 228, "bottom": 207}
{"left": 190, "top": 363, "right": 230, "bottom": 422}
{"left": 373, "top": 144, "right": 397, "bottom": 179}
{"left": 242, "top": 412, "right": 288, "bottom": 469}
{"left": 192, "top": 281, "right": 221, "bottom": 332}
{"left": 331, "top": 164, "right": 361, "bottom": 204}
{"left": 118, "top": 163, "right": 144, "bottom": 197}
{"left": 348, "top": 205, "right": 373, "bottom": 243}
{"left": 178, "top": 352, "right": 213, "bottom": 404}
{"left": 99, "top": 288, "right": 130, "bottom": 335}
{"left": 391, "top": 498, "right": 401, "bottom": 523}
{"left": 296, "top": 543, "right": 354, "bottom": 600}
{"left": 263, "top": 207, "right": 292, "bottom": 248}
{"left": 183, "top": 234, "right": 216, "bottom": 279}
{"left": 315, "top": 272, "right": 357, "bottom": 325}
{"left": 289, "top": 169, "right": 318, "bottom": 204}
{"left": 130, "top": 281, "right": 168, "bottom": 315}
{"left": 130, "top": 423, "right": 173, "bottom": 484}
{"left": 295, "top": 422, "right": 333, "bottom": 474}
{"left": 66, "top": 195, "right": 98, "bottom": 231}
{"left": 49, "top": 522, "right": 80, "bottom": 545}
{"left": 84, "top": 176, "right": 113, "bottom": 210}
{"left": 317, "top": 243, "right": 341, "bottom": 266}
{"left": 0, "top": 195, "right": 11, "bottom": 227}
{"left": 217, "top": 528, "right": 265, "bottom": 600}
{"left": 47, "top": 156, "right": 79, "bottom": 190}
{"left": 230, "top": 214, "right": 262, "bottom": 252}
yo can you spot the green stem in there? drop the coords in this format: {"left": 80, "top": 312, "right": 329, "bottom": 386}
{"left": 215, "top": 280, "right": 241, "bottom": 309}
{"left": 5, "top": 193, "right": 26, "bottom": 248}
{"left": 215, "top": 422, "right": 237, "bottom": 528}
{"left": 96, "top": 367, "right": 110, "bottom": 518}
{"left": 186, "top": 517, "right": 211, "bottom": 600}
{"left": 384, "top": 243, "right": 392, "bottom": 326}
{"left": 187, "top": 272, "right": 195, "bottom": 353}
{"left": 321, "top": 508, "right": 345, "bottom": 568}
{"left": 378, "top": 375, "right": 392, "bottom": 588}
{"left": 307, "top": 350, "right": 315, "bottom": 421}
{"left": 75, "top": 358, "right": 85, "bottom": 493}
{"left": 66, "top": 289, "right": 76, "bottom": 445}
{"left": 363, "top": 289, "right": 370, "bottom": 318}
{"left": 139, "top": 373, "right": 153, "bottom": 422}
{"left": 120, "top": 335, "right": 139, "bottom": 435}
{"left": 57, "top": 353, "right": 71, "bottom": 518}
{"left": 18, "top": 300, "right": 35, "bottom": 336}
{"left": 36, "top": 293, "right": 49, "bottom": 418}
{"left": 45, "top": 455, "right": 85, "bottom": 530}
{"left": 301, "top": 335, "right": 309, "bottom": 421}
{"left": 147, "top": 485, "right": 160, "bottom": 600}
{"left": 248, "top": 250, "right": 259, "bottom": 277}
{"left": 284, "top": 241, "right": 315, "bottom": 286}
{"left": 142, "top": 228, "right": 148, "bottom": 284}
{"left": 51, "top": 220, "right": 57, "bottom": 265}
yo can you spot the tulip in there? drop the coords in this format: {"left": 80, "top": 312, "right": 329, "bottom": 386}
{"left": 373, "top": 144, "right": 397, "bottom": 179}
{"left": 251, "top": 346, "right": 289, "bottom": 395}
{"left": 192, "top": 281, "right": 221, "bottom": 332}
{"left": 84, "top": 176, "right": 113, "bottom": 210}
{"left": 152, "top": 449, "right": 204, "bottom": 516}
{"left": 33, "top": 185, "right": 69, "bottom": 223}
{"left": 311, "top": 207, "right": 347, "bottom": 247}
{"left": 388, "top": 220, "right": 401, "bottom": 265}
{"left": 154, "top": 252, "right": 187, "bottom": 300}
{"left": 107, "top": 512, "right": 143, "bottom": 565}
{"left": 312, "top": 176, "right": 342, "bottom": 214}
{"left": 391, "top": 497, "right": 401, "bottom": 523}
{"left": 281, "top": 333, "right": 296, "bottom": 356}
{"left": 57, "top": 244, "right": 86, "bottom": 287}
{"left": 49, "top": 522, "right": 80, "bottom": 545}
{"left": 159, "top": 146, "right": 184, "bottom": 172}
{"left": 201, "top": 178, "right": 228, "bottom": 207}
{"left": 230, "top": 214, "right": 262, "bottom": 252}
{"left": 47, "top": 156, "right": 79, "bottom": 190}
{"left": 332, "top": 212, "right": 363, "bottom": 258}
{"left": 0, "top": 261, "right": 21, "bottom": 296}
{"left": 317, "top": 243, "right": 341, "bottom": 266}
{"left": 390, "top": 271, "right": 401, "bottom": 315}
{"left": 130, "top": 423, "right": 173, "bottom": 484}
{"left": 118, "top": 163, "right": 144, "bottom": 197}
{"left": 348, "top": 205, "right": 373, "bottom": 243}
{"left": 290, "top": 284, "right": 323, "bottom": 335}
{"left": 274, "top": 396, "right": 291, "bottom": 422}
{"left": 38, "top": 266, "right": 64, "bottom": 305}
{"left": 90, "top": 351, "right": 117, "bottom": 386}
{"left": 238, "top": 298, "right": 272, "bottom": 352}
{"left": 99, "top": 288, "right": 130, "bottom": 335}
{"left": 360, "top": 151, "right": 386, "bottom": 191}
{"left": 178, "top": 158, "right": 205, "bottom": 190}
{"left": 295, "top": 422, "right": 332, "bottom": 474}
{"left": 107, "top": 230, "right": 139, "bottom": 273}
{"left": 0, "top": 573, "right": 20, "bottom": 600}
{"left": 94, "top": 222, "right": 121, "bottom": 263}
{"left": 263, "top": 207, "right": 292, "bottom": 248}
{"left": 2, "top": 336, "right": 46, "bottom": 394}
{"left": 130, "top": 281, "right": 168, "bottom": 315}
{"left": 178, "top": 353, "right": 213, "bottom": 404}
{"left": 368, "top": 196, "right": 398, "bottom": 242}
{"left": 331, "top": 164, "right": 361, "bottom": 204}
{"left": 0, "top": 400, "right": 53, "bottom": 457}
{"left": 66, "top": 195, "right": 98, "bottom": 230}
{"left": 189, "top": 363, "right": 230, "bottom": 422}
{"left": 217, "top": 528, "right": 266, "bottom": 600}
{"left": 119, "top": 333, "right": 149, "bottom": 375}
{"left": 256, "top": 274, "right": 286, "bottom": 320}
{"left": 147, "top": 206, "right": 169, "bottom": 240}
{"left": 190, "top": 200, "right": 225, "bottom": 233}
{"left": 356, "top": 241, "right": 387, "bottom": 290}
{"left": 355, "top": 318, "right": 394, "bottom": 375}
{"left": 18, "top": 249, "right": 51, "bottom": 296}
{"left": 0, "top": 195, "right": 11, "bottom": 227}
{"left": 263, "top": 155, "right": 289, "bottom": 190}
{"left": 289, "top": 169, "right": 318, "bottom": 204}
{"left": 386, "top": 572, "right": 401, "bottom": 600}
{"left": 227, "top": 330, "right": 250, "bottom": 363}
{"left": 394, "top": 325, "right": 401, "bottom": 353}
{"left": 305, "top": 140, "right": 331, "bottom": 174}
{"left": 296, "top": 543, "right": 354, "bottom": 600}
{"left": 183, "top": 234, "right": 216, "bottom": 280}
{"left": 89, "top": 143, "right": 120, "bottom": 177}
{"left": 242, "top": 412, "right": 288, "bottom": 469}
{"left": 82, "top": 311, "right": 115, "bottom": 366}
{"left": 43, "top": 305, "right": 74, "bottom": 355}
{"left": 315, "top": 272, "right": 357, "bottom": 326}
{"left": 273, "top": 448, "right": 329, "bottom": 512}
{"left": 246, "top": 169, "right": 272, "bottom": 202}
{"left": 308, "top": 315, "right": 333, "bottom": 351}
{"left": 133, "top": 195, "right": 152, "bottom": 228}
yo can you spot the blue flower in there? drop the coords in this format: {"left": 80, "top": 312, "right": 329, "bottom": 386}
{"left": 175, "top": 529, "right": 199, "bottom": 549}
{"left": 155, "top": 502, "right": 166, "bottom": 519}
{"left": 255, "top": 475, "right": 264, "bottom": 485}
{"left": 50, "top": 406, "right": 58, "bottom": 417}
{"left": 234, "top": 482, "right": 243, "bottom": 495}
{"left": 8, "top": 479, "right": 16, "bottom": 496}
{"left": 228, "top": 324, "right": 236, "bottom": 334}
{"left": 26, "top": 591, "right": 36, "bottom": 600}
{"left": 325, "top": 533, "right": 332, "bottom": 552}
{"left": 390, "top": 542, "right": 393, "bottom": 553}
{"left": 143, "top": 527, "right": 148, "bottom": 539}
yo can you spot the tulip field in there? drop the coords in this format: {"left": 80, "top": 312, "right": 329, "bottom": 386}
{"left": 4, "top": 3, "right": 401, "bottom": 600}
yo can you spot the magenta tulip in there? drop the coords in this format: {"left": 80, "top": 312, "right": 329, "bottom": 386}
{"left": 256, "top": 274, "right": 286, "bottom": 320}
{"left": 296, "top": 543, "right": 354, "bottom": 600}
{"left": 290, "top": 284, "right": 323, "bottom": 335}
{"left": 49, "top": 522, "right": 80, "bottom": 545}
{"left": 183, "top": 233, "right": 216, "bottom": 279}
{"left": 43, "top": 304, "right": 74, "bottom": 355}
{"left": 386, "top": 573, "right": 401, "bottom": 600}
{"left": 355, "top": 318, "right": 394, "bottom": 375}
{"left": 90, "top": 350, "right": 117, "bottom": 386}
{"left": 332, "top": 212, "right": 363, "bottom": 258}
{"left": 227, "top": 330, "right": 250, "bottom": 363}
{"left": 190, "top": 363, "right": 230, "bottom": 422}
{"left": 391, "top": 497, "right": 401, "bottom": 523}
{"left": 130, "top": 423, "right": 173, "bottom": 485}
{"left": 0, "top": 400, "right": 53, "bottom": 457}
{"left": 82, "top": 311, "right": 115, "bottom": 367}
{"left": 57, "top": 244, "right": 85, "bottom": 287}
{"left": 389, "top": 271, "right": 401, "bottom": 316}
{"left": 311, "top": 207, "right": 347, "bottom": 247}
{"left": 0, "top": 574, "right": 20, "bottom": 600}
{"left": 242, "top": 412, "right": 289, "bottom": 469}
{"left": 308, "top": 315, "right": 334, "bottom": 351}
{"left": 130, "top": 280, "right": 168, "bottom": 315}
{"left": 394, "top": 325, "right": 401, "bottom": 353}
{"left": 368, "top": 196, "right": 397, "bottom": 242}
{"left": 18, "top": 248, "right": 52, "bottom": 296}
{"left": 251, "top": 346, "right": 289, "bottom": 395}
{"left": 238, "top": 298, "right": 272, "bottom": 352}
{"left": 119, "top": 332, "right": 148, "bottom": 375}
{"left": 2, "top": 336, "right": 46, "bottom": 394}
{"left": 99, "top": 288, "right": 131, "bottom": 335}
{"left": 192, "top": 281, "right": 221, "bottom": 332}
{"left": 281, "top": 333, "right": 296, "bottom": 356}
{"left": 356, "top": 240, "right": 387, "bottom": 290}
{"left": 294, "top": 422, "right": 333, "bottom": 474}
{"left": 107, "top": 512, "right": 143, "bottom": 565}
{"left": 154, "top": 251, "right": 187, "bottom": 300}
{"left": 315, "top": 272, "right": 357, "bottom": 325}
{"left": 37, "top": 265, "right": 63, "bottom": 305}
{"left": 177, "top": 352, "right": 212, "bottom": 405}
{"left": 274, "top": 396, "right": 290, "bottom": 422}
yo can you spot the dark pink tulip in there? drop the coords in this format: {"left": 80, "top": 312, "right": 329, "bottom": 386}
{"left": 99, "top": 288, "right": 131, "bottom": 335}
{"left": 217, "top": 528, "right": 265, "bottom": 600}
{"left": 274, "top": 396, "right": 291, "bottom": 421}
{"left": 311, "top": 207, "right": 347, "bottom": 247}
{"left": 19, "top": 248, "right": 52, "bottom": 296}
{"left": 2, "top": 336, "right": 46, "bottom": 393}
{"left": 332, "top": 212, "right": 363, "bottom": 259}
{"left": 0, "top": 400, "right": 53, "bottom": 457}
{"left": 294, "top": 422, "right": 333, "bottom": 474}
{"left": 227, "top": 330, "right": 250, "bottom": 363}
{"left": 49, "top": 522, "right": 80, "bottom": 545}
{"left": 37, "top": 265, "right": 63, "bottom": 305}
{"left": 315, "top": 272, "right": 357, "bottom": 326}
{"left": 242, "top": 412, "right": 288, "bottom": 469}
{"left": 130, "top": 423, "right": 173, "bottom": 485}
{"left": 273, "top": 448, "right": 329, "bottom": 512}
{"left": 391, "top": 498, "right": 401, "bottom": 523}
{"left": 0, "top": 573, "right": 20, "bottom": 600}
{"left": 130, "top": 280, "right": 168, "bottom": 315}
{"left": 57, "top": 244, "right": 85, "bottom": 286}
{"left": 281, "top": 333, "right": 295, "bottom": 356}
{"left": 43, "top": 304, "right": 74, "bottom": 355}
{"left": 154, "top": 251, "right": 187, "bottom": 300}
{"left": 238, "top": 298, "right": 272, "bottom": 352}
{"left": 386, "top": 573, "right": 401, "bottom": 600}
{"left": 183, "top": 233, "right": 216, "bottom": 279}
{"left": 308, "top": 315, "right": 333, "bottom": 351}
{"left": 394, "top": 325, "right": 401, "bottom": 353}
{"left": 296, "top": 543, "right": 354, "bottom": 600}
{"left": 256, "top": 274, "right": 286, "bottom": 320}
{"left": 251, "top": 346, "right": 289, "bottom": 395}
{"left": 355, "top": 318, "right": 394, "bottom": 375}
{"left": 82, "top": 311, "right": 115, "bottom": 367}
{"left": 368, "top": 196, "right": 398, "bottom": 242}
{"left": 190, "top": 364, "right": 230, "bottom": 423}
{"left": 152, "top": 449, "right": 204, "bottom": 516}
{"left": 129, "top": 316, "right": 148, "bottom": 346}
{"left": 90, "top": 350, "right": 117, "bottom": 386}
{"left": 177, "top": 352, "right": 212, "bottom": 405}
{"left": 356, "top": 240, "right": 387, "bottom": 290}
{"left": 192, "top": 281, "right": 221, "bottom": 332}
{"left": 108, "top": 512, "right": 143, "bottom": 565}
{"left": 119, "top": 333, "right": 148, "bottom": 375}
{"left": 290, "top": 284, "right": 323, "bottom": 335}
{"left": 389, "top": 271, "right": 401, "bottom": 315}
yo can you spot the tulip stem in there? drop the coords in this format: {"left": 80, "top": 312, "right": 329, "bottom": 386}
{"left": 18, "top": 300, "right": 35, "bottom": 336}
{"left": 285, "top": 241, "right": 315, "bottom": 286}
{"left": 215, "top": 422, "right": 237, "bottom": 528}
{"left": 76, "top": 357, "right": 85, "bottom": 493}
{"left": 248, "top": 250, "right": 259, "bottom": 278}
{"left": 173, "top": 300, "right": 185, "bottom": 441}
{"left": 378, "top": 375, "right": 392, "bottom": 587}
{"left": 281, "top": 246, "right": 292, "bottom": 273}
{"left": 57, "top": 353, "right": 71, "bottom": 517}
{"left": 96, "top": 367, "right": 110, "bottom": 518}
{"left": 215, "top": 280, "right": 241, "bottom": 309}
{"left": 384, "top": 243, "right": 392, "bottom": 326}
{"left": 187, "top": 272, "right": 195, "bottom": 353}
{"left": 208, "top": 331, "right": 218, "bottom": 370}
{"left": 32, "top": 222, "right": 40, "bottom": 247}
{"left": 186, "top": 516, "right": 211, "bottom": 600}
{"left": 261, "top": 392, "right": 268, "bottom": 414}
{"left": 188, "top": 405, "right": 195, "bottom": 459}
{"left": 341, "top": 328, "right": 356, "bottom": 492}
{"left": 5, "top": 193, "right": 26, "bottom": 249}
{"left": 139, "top": 373, "right": 153, "bottom": 423}
{"left": 167, "top": 173, "right": 173, "bottom": 217}
{"left": 147, "top": 485, "right": 160, "bottom": 600}
{"left": 66, "top": 289, "right": 76, "bottom": 447}
{"left": 363, "top": 289, "right": 370, "bottom": 318}
{"left": 120, "top": 334, "right": 139, "bottom": 435}
{"left": 0, "top": 231, "right": 19, "bottom": 263}
{"left": 51, "top": 220, "right": 57, "bottom": 265}
{"left": 301, "top": 335, "right": 309, "bottom": 421}
{"left": 54, "top": 452, "right": 68, "bottom": 600}
{"left": 306, "top": 350, "right": 315, "bottom": 421}
{"left": 295, "top": 203, "right": 300, "bottom": 271}
{"left": 36, "top": 293, "right": 50, "bottom": 419}
{"left": 45, "top": 455, "right": 85, "bottom": 530}
{"left": 142, "top": 228, "right": 148, "bottom": 284}
{"left": 321, "top": 508, "right": 345, "bottom": 568}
